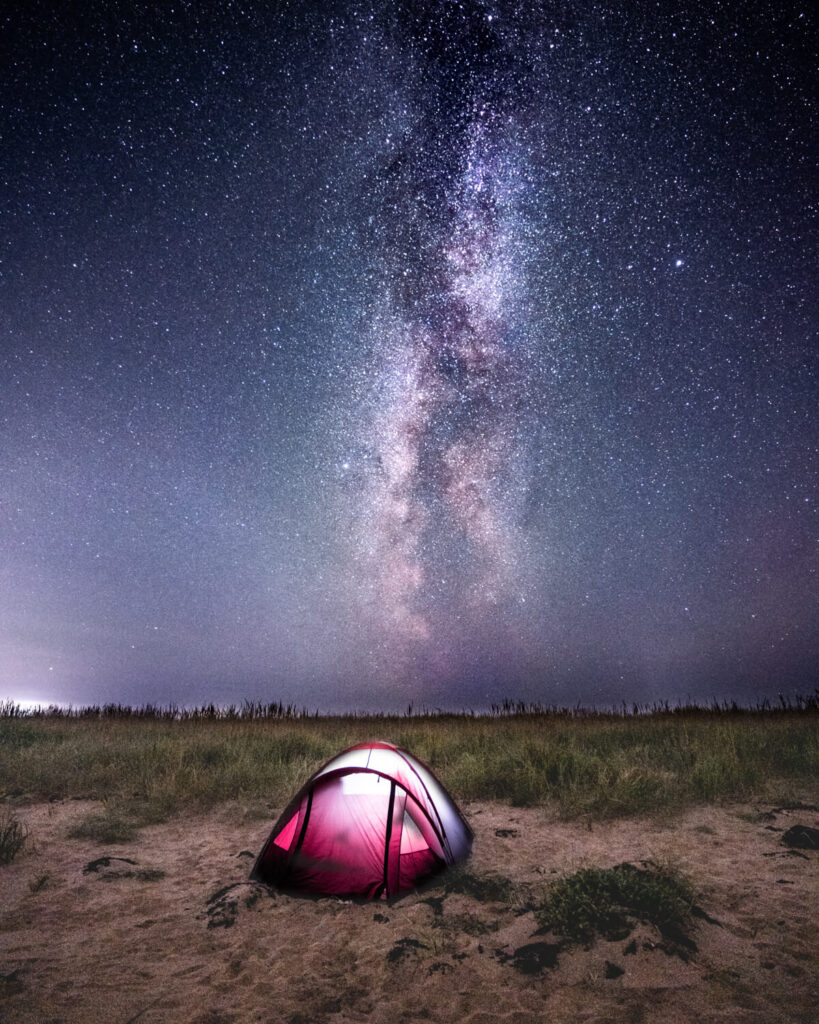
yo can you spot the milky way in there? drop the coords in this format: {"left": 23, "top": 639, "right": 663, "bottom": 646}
{"left": 364, "top": 119, "right": 527, "bottom": 653}
{"left": 1, "top": 1, "right": 815, "bottom": 710}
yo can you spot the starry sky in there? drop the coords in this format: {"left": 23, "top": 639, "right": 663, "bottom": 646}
{"left": 2, "top": 0, "right": 816, "bottom": 711}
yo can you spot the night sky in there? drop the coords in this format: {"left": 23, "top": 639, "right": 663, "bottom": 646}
{"left": 2, "top": 1, "right": 816, "bottom": 711}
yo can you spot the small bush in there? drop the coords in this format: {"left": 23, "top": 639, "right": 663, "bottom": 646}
{"left": 0, "top": 809, "right": 27, "bottom": 864}
{"left": 537, "top": 863, "right": 695, "bottom": 942}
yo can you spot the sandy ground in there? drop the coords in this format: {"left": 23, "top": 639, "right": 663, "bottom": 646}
{"left": 1, "top": 798, "right": 816, "bottom": 1024}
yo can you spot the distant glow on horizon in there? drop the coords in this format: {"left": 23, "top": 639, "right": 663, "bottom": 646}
{"left": 2, "top": 697, "right": 70, "bottom": 712}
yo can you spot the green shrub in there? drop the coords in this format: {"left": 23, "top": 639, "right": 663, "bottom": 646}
{"left": 537, "top": 863, "right": 695, "bottom": 942}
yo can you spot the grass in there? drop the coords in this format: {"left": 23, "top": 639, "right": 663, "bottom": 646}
{"left": 0, "top": 699, "right": 816, "bottom": 841}
{"left": 429, "top": 860, "right": 697, "bottom": 953}
{"left": 67, "top": 807, "right": 139, "bottom": 844}
{"left": 536, "top": 863, "right": 695, "bottom": 942}
{"left": 0, "top": 809, "right": 27, "bottom": 864}
{"left": 436, "top": 861, "right": 696, "bottom": 949}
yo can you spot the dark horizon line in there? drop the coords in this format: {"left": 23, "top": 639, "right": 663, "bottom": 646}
{"left": 2, "top": 692, "right": 817, "bottom": 721}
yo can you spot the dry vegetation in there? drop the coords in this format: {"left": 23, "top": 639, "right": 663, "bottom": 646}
{"left": 1, "top": 699, "right": 817, "bottom": 1023}
{"left": 1, "top": 698, "right": 817, "bottom": 839}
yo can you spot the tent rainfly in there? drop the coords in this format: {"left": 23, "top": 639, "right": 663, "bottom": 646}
{"left": 251, "top": 741, "right": 473, "bottom": 898}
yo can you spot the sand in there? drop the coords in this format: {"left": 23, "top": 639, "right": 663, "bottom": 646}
{"left": 1, "top": 798, "right": 816, "bottom": 1023}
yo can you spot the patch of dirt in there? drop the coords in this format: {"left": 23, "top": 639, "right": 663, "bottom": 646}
{"left": 0, "top": 798, "right": 816, "bottom": 1023}
{"left": 386, "top": 937, "right": 429, "bottom": 964}
{"left": 204, "top": 881, "right": 275, "bottom": 929}
{"left": 496, "top": 941, "right": 561, "bottom": 974}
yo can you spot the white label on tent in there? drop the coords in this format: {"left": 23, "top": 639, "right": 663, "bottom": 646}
{"left": 340, "top": 772, "right": 384, "bottom": 795}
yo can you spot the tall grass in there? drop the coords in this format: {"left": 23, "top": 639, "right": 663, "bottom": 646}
{"left": 0, "top": 698, "right": 816, "bottom": 825}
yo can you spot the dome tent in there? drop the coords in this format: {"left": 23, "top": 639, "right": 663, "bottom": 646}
{"left": 251, "top": 741, "right": 472, "bottom": 899}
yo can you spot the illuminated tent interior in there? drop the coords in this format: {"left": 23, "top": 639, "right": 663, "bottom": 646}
{"left": 251, "top": 741, "right": 473, "bottom": 898}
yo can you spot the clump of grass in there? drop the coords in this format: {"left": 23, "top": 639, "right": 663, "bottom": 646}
{"left": 0, "top": 808, "right": 28, "bottom": 864}
{"left": 0, "top": 718, "right": 40, "bottom": 749}
{"left": 68, "top": 808, "right": 138, "bottom": 844}
{"left": 536, "top": 863, "right": 695, "bottom": 942}
{"left": 120, "top": 793, "right": 177, "bottom": 827}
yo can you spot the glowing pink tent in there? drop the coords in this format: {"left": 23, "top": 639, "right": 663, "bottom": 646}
{"left": 251, "top": 741, "right": 472, "bottom": 898}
